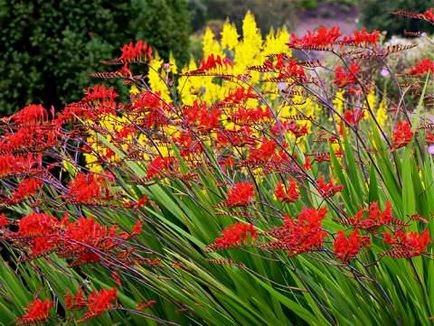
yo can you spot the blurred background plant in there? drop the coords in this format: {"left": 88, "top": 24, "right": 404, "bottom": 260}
{"left": 0, "top": 0, "right": 433, "bottom": 114}
{"left": 0, "top": 0, "right": 190, "bottom": 115}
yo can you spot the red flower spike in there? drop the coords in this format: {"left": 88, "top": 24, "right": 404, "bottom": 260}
{"left": 426, "top": 132, "right": 434, "bottom": 144}
{"left": 130, "top": 220, "right": 142, "bottom": 237}
{"left": 0, "top": 213, "right": 9, "bottom": 228}
{"left": 9, "top": 178, "right": 43, "bottom": 204}
{"left": 289, "top": 26, "right": 341, "bottom": 49}
{"left": 334, "top": 63, "right": 360, "bottom": 88}
{"left": 84, "top": 84, "right": 118, "bottom": 102}
{"left": 263, "top": 207, "right": 328, "bottom": 256}
{"left": 225, "top": 182, "right": 255, "bottom": 207}
{"left": 18, "top": 212, "right": 58, "bottom": 237}
{"left": 119, "top": 40, "right": 152, "bottom": 63}
{"left": 9, "top": 104, "right": 48, "bottom": 126}
{"left": 341, "top": 28, "right": 380, "bottom": 47}
{"left": 248, "top": 139, "right": 278, "bottom": 163}
{"left": 343, "top": 108, "right": 364, "bottom": 127}
{"left": 66, "top": 173, "right": 112, "bottom": 204}
{"left": 344, "top": 201, "right": 394, "bottom": 230}
{"left": 392, "top": 120, "right": 413, "bottom": 149}
{"left": 382, "top": 229, "right": 431, "bottom": 258}
{"left": 17, "top": 298, "right": 53, "bottom": 325}
{"left": 275, "top": 179, "right": 300, "bottom": 203}
{"left": 334, "top": 229, "right": 370, "bottom": 263}
{"left": 207, "top": 222, "right": 257, "bottom": 251}
{"left": 317, "top": 177, "right": 344, "bottom": 198}
{"left": 146, "top": 156, "right": 178, "bottom": 179}
{"left": 409, "top": 58, "right": 434, "bottom": 76}
{"left": 422, "top": 8, "right": 434, "bottom": 22}
{"left": 79, "top": 288, "right": 117, "bottom": 322}
{"left": 65, "top": 289, "right": 87, "bottom": 310}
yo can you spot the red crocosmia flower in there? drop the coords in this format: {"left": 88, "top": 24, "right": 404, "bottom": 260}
{"left": 263, "top": 207, "right": 328, "bottom": 256}
{"left": 17, "top": 298, "right": 53, "bottom": 325}
{"left": 135, "top": 194, "right": 148, "bottom": 208}
{"left": 346, "top": 201, "right": 393, "bottom": 230}
{"left": 426, "top": 132, "right": 434, "bottom": 144}
{"left": 9, "top": 104, "right": 48, "bottom": 126}
{"left": 197, "top": 54, "right": 233, "bottom": 73}
{"left": 343, "top": 108, "right": 364, "bottom": 127}
{"left": 248, "top": 139, "right": 277, "bottom": 163}
{"left": 409, "top": 58, "right": 434, "bottom": 76}
{"left": 383, "top": 229, "right": 431, "bottom": 258}
{"left": 392, "top": 120, "right": 413, "bottom": 149}
{"left": 0, "top": 213, "right": 9, "bottom": 228}
{"left": 422, "top": 8, "right": 434, "bottom": 22}
{"left": 207, "top": 222, "right": 257, "bottom": 251}
{"left": 316, "top": 176, "right": 344, "bottom": 198}
{"left": 334, "top": 63, "right": 360, "bottom": 88}
{"left": 130, "top": 220, "right": 142, "bottom": 237}
{"left": 341, "top": 28, "right": 379, "bottom": 47}
{"left": 18, "top": 212, "right": 58, "bottom": 237}
{"left": 119, "top": 40, "right": 152, "bottom": 63}
{"left": 334, "top": 229, "right": 370, "bottom": 263}
{"left": 84, "top": 84, "right": 118, "bottom": 102}
{"left": 220, "top": 156, "right": 236, "bottom": 169}
{"left": 303, "top": 156, "right": 312, "bottom": 170}
{"left": 0, "top": 153, "right": 42, "bottom": 178}
{"left": 65, "top": 289, "right": 87, "bottom": 310}
{"left": 66, "top": 173, "right": 112, "bottom": 204}
{"left": 289, "top": 26, "right": 341, "bottom": 49}
{"left": 225, "top": 182, "right": 255, "bottom": 207}
{"left": 288, "top": 122, "right": 308, "bottom": 138}
{"left": 132, "top": 91, "right": 163, "bottom": 111}
{"left": 10, "top": 178, "right": 42, "bottom": 204}
{"left": 229, "top": 106, "right": 271, "bottom": 126}
{"left": 79, "top": 288, "right": 118, "bottom": 322}
{"left": 222, "top": 87, "right": 259, "bottom": 104}
{"left": 275, "top": 179, "right": 300, "bottom": 203}
{"left": 146, "top": 156, "right": 178, "bottom": 179}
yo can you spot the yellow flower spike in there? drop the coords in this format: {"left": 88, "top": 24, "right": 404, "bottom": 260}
{"left": 365, "top": 86, "right": 377, "bottom": 116}
{"left": 221, "top": 19, "right": 239, "bottom": 50}
{"left": 168, "top": 53, "right": 177, "bottom": 74}
{"left": 376, "top": 96, "right": 388, "bottom": 128}
{"left": 263, "top": 27, "right": 290, "bottom": 57}
{"left": 333, "top": 90, "right": 345, "bottom": 114}
{"left": 148, "top": 55, "right": 171, "bottom": 102}
{"left": 203, "top": 27, "right": 221, "bottom": 58}
{"left": 233, "top": 11, "right": 262, "bottom": 76}
{"left": 130, "top": 85, "right": 140, "bottom": 95}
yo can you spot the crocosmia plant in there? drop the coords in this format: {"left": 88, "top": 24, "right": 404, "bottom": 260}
{"left": 0, "top": 10, "right": 433, "bottom": 326}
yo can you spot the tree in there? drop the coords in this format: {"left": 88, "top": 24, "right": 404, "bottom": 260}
{"left": 0, "top": 0, "right": 191, "bottom": 115}
{"left": 132, "top": 0, "right": 191, "bottom": 64}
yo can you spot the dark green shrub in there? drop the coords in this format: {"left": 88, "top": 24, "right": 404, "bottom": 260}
{"left": 0, "top": 0, "right": 191, "bottom": 115}
{"left": 360, "top": 0, "right": 434, "bottom": 36}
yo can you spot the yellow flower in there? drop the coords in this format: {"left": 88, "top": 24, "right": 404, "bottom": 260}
{"left": 203, "top": 27, "right": 221, "bottom": 58}
{"left": 333, "top": 90, "right": 345, "bottom": 114}
{"left": 263, "top": 27, "right": 290, "bottom": 57}
{"left": 221, "top": 20, "right": 239, "bottom": 50}
{"left": 376, "top": 97, "right": 388, "bottom": 128}
{"left": 148, "top": 55, "right": 171, "bottom": 102}
{"left": 233, "top": 11, "right": 263, "bottom": 76}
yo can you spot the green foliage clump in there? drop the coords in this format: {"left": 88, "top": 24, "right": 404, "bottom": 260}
{"left": 0, "top": 0, "right": 191, "bottom": 115}
{"left": 360, "top": 0, "right": 434, "bottom": 36}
